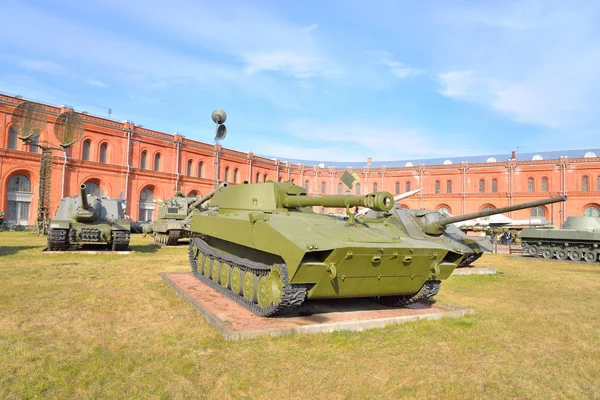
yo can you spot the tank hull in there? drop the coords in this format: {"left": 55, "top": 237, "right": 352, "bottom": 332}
{"left": 520, "top": 222, "right": 600, "bottom": 263}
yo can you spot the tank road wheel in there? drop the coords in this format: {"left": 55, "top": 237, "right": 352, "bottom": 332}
{"left": 201, "top": 255, "right": 211, "bottom": 277}
{"left": 541, "top": 247, "right": 553, "bottom": 259}
{"left": 230, "top": 267, "right": 243, "bottom": 295}
{"left": 583, "top": 251, "right": 596, "bottom": 263}
{"left": 526, "top": 245, "right": 539, "bottom": 257}
{"left": 257, "top": 267, "right": 284, "bottom": 308}
{"left": 242, "top": 271, "right": 258, "bottom": 303}
{"left": 211, "top": 260, "right": 221, "bottom": 282}
{"left": 374, "top": 280, "right": 441, "bottom": 308}
{"left": 556, "top": 249, "right": 568, "bottom": 261}
{"left": 47, "top": 228, "right": 70, "bottom": 251}
{"left": 569, "top": 250, "right": 582, "bottom": 261}
{"left": 167, "top": 230, "right": 180, "bottom": 246}
{"left": 219, "top": 263, "right": 231, "bottom": 289}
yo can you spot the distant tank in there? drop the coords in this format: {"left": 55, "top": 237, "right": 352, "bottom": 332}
{"left": 361, "top": 197, "right": 566, "bottom": 267}
{"left": 47, "top": 184, "right": 131, "bottom": 251}
{"left": 187, "top": 181, "right": 469, "bottom": 317}
{"left": 147, "top": 183, "right": 228, "bottom": 245}
{"left": 520, "top": 216, "right": 600, "bottom": 262}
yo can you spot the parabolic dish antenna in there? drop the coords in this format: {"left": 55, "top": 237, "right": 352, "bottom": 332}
{"left": 11, "top": 101, "right": 47, "bottom": 140}
{"left": 54, "top": 111, "right": 84, "bottom": 147}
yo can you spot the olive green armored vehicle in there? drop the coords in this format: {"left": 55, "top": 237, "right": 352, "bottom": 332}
{"left": 520, "top": 216, "right": 600, "bottom": 262}
{"left": 47, "top": 184, "right": 130, "bottom": 251}
{"left": 187, "top": 181, "right": 470, "bottom": 317}
{"left": 361, "top": 198, "right": 566, "bottom": 268}
{"left": 147, "top": 184, "right": 229, "bottom": 245}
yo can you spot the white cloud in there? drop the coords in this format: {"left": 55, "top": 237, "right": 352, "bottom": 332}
{"left": 369, "top": 51, "right": 424, "bottom": 80}
{"left": 19, "top": 59, "right": 67, "bottom": 75}
{"left": 243, "top": 51, "right": 328, "bottom": 79}
{"left": 85, "top": 79, "right": 106, "bottom": 88}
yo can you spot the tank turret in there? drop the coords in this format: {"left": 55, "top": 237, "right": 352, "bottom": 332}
{"left": 80, "top": 184, "right": 90, "bottom": 210}
{"left": 189, "top": 182, "right": 229, "bottom": 210}
{"left": 75, "top": 184, "right": 95, "bottom": 222}
{"left": 414, "top": 196, "right": 567, "bottom": 236}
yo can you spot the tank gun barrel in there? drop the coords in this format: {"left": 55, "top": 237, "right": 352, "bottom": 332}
{"left": 439, "top": 196, "right": 567, "bottom": 226}
{"left": 282, "top": 191, "right": 395, "bottom": 212}
{"left": 189, "top": 182, "right": 229, "bottom": 210}
{"left": 80, "top": 184, "right": 89, "bottom": 209}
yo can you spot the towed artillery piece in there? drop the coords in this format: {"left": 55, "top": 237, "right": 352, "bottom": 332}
{"left": 520, "top": 216, "right": 600, "bottom": 262}
{"left": 47, "top": 184, "right": 130, "bottom": 251}
{"left": 187, "top": 181, "right": 467, "bottom": 317}
{"left": 362, "top": 197, "right": 566, "bottom": 267}
{"left": 146, "top": 183, "right": 229, "bottom": 245}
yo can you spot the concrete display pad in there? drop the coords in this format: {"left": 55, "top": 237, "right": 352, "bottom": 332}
{"left": 452, "top": 267, "right": 497, "bottom": 275}
{"left": 161, "top": 272, "right": 474, "bottom": 341}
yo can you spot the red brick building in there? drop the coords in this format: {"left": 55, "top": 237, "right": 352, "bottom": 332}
{"left": 1, "top": 93, "right": 599, "bottom": 227}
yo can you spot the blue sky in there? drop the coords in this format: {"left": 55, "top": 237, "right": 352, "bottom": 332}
{"left": 2, "top": 0, "right": 600, "bottom": 162}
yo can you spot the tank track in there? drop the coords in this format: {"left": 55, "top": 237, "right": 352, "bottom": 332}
{"left": 188, "top": 237, "right": 307, "bottom": 317}
{"left": 373, "top": 280, "right": 441, "bottom": 307}
{"left": 111, "top": 230, "right": 130, "bottom": 251}
{"left": 47, "top": 228, "right": 70, "bottom": 251}
{"left": 521, "top": 240, "right": 600, "bottom": 263}
{"left": 154, "top": 230, "right": 181, "bottom": 246}
{"left": 458, "top": 252, "right": 483, "bottom": 268}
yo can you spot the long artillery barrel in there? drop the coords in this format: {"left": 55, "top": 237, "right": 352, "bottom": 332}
{"left": 189, "top": 182, "right": 229, "bottom": 210}
{"left": 80, "top": 184, "right": 89, "bottom": 209}
{"left": 417, "top": 196, "right": 567, "bottom": 235}
{"left": 282, "top": 191, "right": 395, "bottom": 212}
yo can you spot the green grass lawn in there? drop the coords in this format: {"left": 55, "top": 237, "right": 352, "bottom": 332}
{"left": 1, "top": 231, "right": 599, "bottom": 399}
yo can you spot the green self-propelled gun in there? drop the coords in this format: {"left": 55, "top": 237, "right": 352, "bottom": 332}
{"left": 187, "top": 181, "right": 466, "bottom": 317}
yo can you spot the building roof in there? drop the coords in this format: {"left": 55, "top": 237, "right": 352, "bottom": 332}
{"left": 259, "top": 148, "right": 600, "bottom": 169}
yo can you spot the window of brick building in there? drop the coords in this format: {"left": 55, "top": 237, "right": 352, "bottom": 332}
{"left": 530, "top": 207, "right": 545, "bottom": 217}
{"left": 140, "top": 151, "right": 147, "bottom": 169}
{"left": 321, "top": 182, "right": 326, "bottom": 193}
{"left": 492, "top": 179, "right": 497, "bottom": 193}
{"left": 187, "top": 160, "right": 193, "bottom": 176}
{"left": 304, "top": 181, "right": 309, "bottom": 191}
{"left": 338, "top": 183, "right": 342, "bottom": 194}
{"left": 541, "top": 178, "right": 548, "bottom": 192}
{"left": 435, "top": 180, "right": 440, "bottom": 194}
{"left": 584, "top": 206, "right": 600, "bottom": 217}
{"left": 582, "top": 176, "right": 589, "bottom": 192}
{"left": 356, "top": 183, "right": 361, "bottom": 195}
{"left": 447, "top": 180, "right": 452, "bottom": 194}
{"left": 224, "top": 167, "right": 229, "bottom": 182}
{"left": 373, "top": 183, "right": 378, "bottom": 192}
{"left": 233, "top": 169, "right": 238, "bottom": 183}
{"left": 395, "top": 182, "right": 400, "bottom": 195}
{"left": 479, "top": 179, "right": 485, "bottom": 193}
{"left": 256, "top": 172, "right": 260, "bottom": 183}
{"left": 99, "top": 143, "right": 107, "bottom": 163}
{"left": 8, "top": 127, "right": 18, "bottom": 149}
{"left": 153, "top": 153, "right": 160, "bottom": 171}
{"left": 197, "top": 162, "right": 203, "bottom": 178}
{"left": 527, "top": 177, "right": 534, "bottom": 192}
{"left": 82, "top": 140, "right": 91, "bottom": 161}
{"left": 405, "top": 181, "right": 411, "bottom": 192}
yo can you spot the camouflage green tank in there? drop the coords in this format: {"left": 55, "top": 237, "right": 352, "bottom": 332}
{"left": 47, "top": 184, "right": 130, "bottom": 251}
{"left": 360, "top": 198, "right": 566, "bottom": 268}
{"left": 520, "top": 216, "right": 600, "bottom": 262}
{"left": 187, "top": 181, "right": 469, "bottom": 317}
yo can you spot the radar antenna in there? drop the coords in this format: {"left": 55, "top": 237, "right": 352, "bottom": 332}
{"left": 211, "top": 109, "right": 227, "bottom": 188}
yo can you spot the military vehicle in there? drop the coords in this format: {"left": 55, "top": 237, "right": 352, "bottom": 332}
{"left": 47, "top": 184, "right": 131, "bottom": 251}
{"left": 147, "top": 183, "right": 229, "bottom": 245}
{"left": 520, "top": 216, "right": 600, "bottom": 262}
{"left": 187, "top": 181, "right": 473, "bottom": 317}
{"left": 361, "top": 197, "right": 566, "bottom": 268}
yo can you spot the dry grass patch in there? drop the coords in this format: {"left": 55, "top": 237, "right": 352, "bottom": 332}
{"left": 1, "top": 232, "right": 599, "bottom": 399}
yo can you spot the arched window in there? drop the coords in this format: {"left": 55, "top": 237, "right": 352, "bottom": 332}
{"left": 373, "top": 183, "right": 378, "bottom": 192}
{"left": 263, "top": 174, "right": 267, "bottom": 182}
{"left": 582, "top": 176, "right": 589, "bottom": 192}
{"left": 139, "top": 187, "right": 155, "bottom": 221}
{"left": 140, "top": 151, "right": 147, "bottom": 169}
{"left": 527, "top": 177, "right": 534, "bottom": 192}
{"left": 530, "top": 207, "right": 546, "bottom": 218}
{"left": 492, "top": 179, "right": 498, "bottom": 193}
{"left": 435, "top": 180, "right": 440, "bottom": 194}
{"left": 304, "top": 180, "right": 309, "bottom": 191}
{"left": 446, "top": 180, "right": 452, "bottom": 194}
{"left": 541, "top": 178, "right": 548, "bottom": 192}
{"left": 233, "top": 169, "right": 238, "bottom": 183}
{"left": 321, "top": 182, "right": 326, "bottom": 193}
{"left": 479, "top": 179, "right": 485, "bottom": 193}
{"left": 338, "top": 183, "right": 343, "bottom": 194}
{"left": 197, "top": 162, "right": 203, "bottom": 178}
{"left": 438, "top": 206, "right": 451, "bottom": 215}
{"left": 584, "top": 206, "right": 600, "bottom": 217}
{"left": 6, "top": 174, "right": 32, "bottom": 226}
{"left": 29, "top": 135, "right": 39, "bottom": 153}
{"left": 187, "top": 160, "right": 193, "bottom": 176}
{"left": 99, "top": 143, "right": 107, "bottom": 163}
{"left": 481, "top": 205, "right": 495, "bottom": 221}
{"left": 224, "top": 167, "right": 229, "bottom": 182}
{"left": 83, "top": 181, "right": 100, "bottom": 196}
{"left": 356, "top": 183, "right": 361, "bottom": 195}
{"left": 405, "top": 181, "right": 411, "bottom": 192}
{"left": 256, "top": 172, "right": 260, "bottom": 184}
{"left": 82, "top": 140, "right": 91, "bottom": 161}
{"left": 187, "top": 190, "right": 198, "bottom": 198}
{"left": 153, "top": 153, "right": 160, "bottom": 172}
{"left": 395, "top": 182, "right": 400, "bottom": 195}
{"left": 8, "top": 127, "right": 18, "bottom": 149}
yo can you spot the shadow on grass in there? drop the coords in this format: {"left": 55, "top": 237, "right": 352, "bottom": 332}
{"left": 0, "top": 246, "right": 41, "bottom": 256}
{"left": 129, "top": 244, "right": 161, "bottom": 254}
